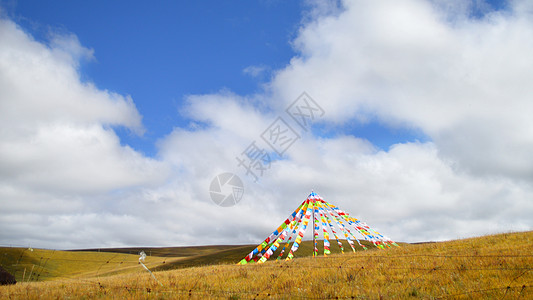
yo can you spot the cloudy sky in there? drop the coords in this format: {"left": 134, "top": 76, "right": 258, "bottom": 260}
{"left": 1, "top": 0, "right": 532, "bottom": 249}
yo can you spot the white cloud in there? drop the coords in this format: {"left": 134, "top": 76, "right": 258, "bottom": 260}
{"left": 0, "top": 17, "right": 168, "bottom": 247}
{"left": 243, "top": 64, "right": 269, "bottom": 78}
{"left": 270, "top": 0, "right": 533, "bottom": 180}
{"left": 0, "top": 20, "right": 143, "bottom": 133}
{"left": 0, "top": 18, "right": 165, "bottom": 191}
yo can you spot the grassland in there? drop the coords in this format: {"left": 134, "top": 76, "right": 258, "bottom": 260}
{"left": 0, "top": 247, "right": 170, "bottom": 282}
{"left": 0, "top": 244, "right": 257, "bottom": 282}
{"left": 0, "top": 240, "right": 377, "bottom": 282}
{"left": 1, "top": 231, "right": 532, "bottom": 299}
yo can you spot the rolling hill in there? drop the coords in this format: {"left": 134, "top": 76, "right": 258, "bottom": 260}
{"left": 0, "top": 239, "right": 380, "bottom": 282}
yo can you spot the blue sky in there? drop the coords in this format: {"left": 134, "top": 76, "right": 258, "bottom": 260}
{"left": 2, "top": 0, "right": 431, "bottom": 155}
{"left": 3, "top": 1, "right": 303, "bottom": 156}
{"left": 1, "top": 0, "right": 532, "bottom": 249}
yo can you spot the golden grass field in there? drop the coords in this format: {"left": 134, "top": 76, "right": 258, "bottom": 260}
{"left": 1, "top": 231, "right": 532, "bottom": 299}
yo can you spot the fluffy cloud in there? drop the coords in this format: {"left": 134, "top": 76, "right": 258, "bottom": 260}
{"left": 271, "top": 0, "right": 533, "bottom": 180}
{"left": 0, "top": 18, "right": 168, "bottom": 191}
{"left": 0, "top": 17, "right": 168, "bottom": 247}
{"left": 1, "top": 0, "right": 532, "bottom": 249}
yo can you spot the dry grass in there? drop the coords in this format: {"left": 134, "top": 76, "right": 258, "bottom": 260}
{"left": 0, "top": 248, "right": 176, "bottom": 282}
{"left": 1, "top": 231, "right": 532, "bottom": 299}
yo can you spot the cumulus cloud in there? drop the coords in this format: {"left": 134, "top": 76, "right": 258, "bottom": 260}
{"left": 0, "top": 17, "right": 168, "bottom": 247}
{"left": 271, "top": 0, "right": 533, "bottom": 181}
{"left": 0, "top": 20, "right": 143, "bottom": 133}
{"left": 1, "top": 0, "right": 532, "bottom": 249}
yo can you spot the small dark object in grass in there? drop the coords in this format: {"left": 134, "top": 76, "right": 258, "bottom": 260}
{"left": 0, "top": 266, "right": 16, "bottom": 285}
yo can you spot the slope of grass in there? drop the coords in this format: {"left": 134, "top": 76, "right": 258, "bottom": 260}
{"left": 0, "top": 247, "right": 174, "bottom": 282}
{"left": 1, "top": 231, "right": 531, "bottom": 299}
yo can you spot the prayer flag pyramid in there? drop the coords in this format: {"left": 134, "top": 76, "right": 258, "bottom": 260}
{"left": 238, "top": 191, "right": 398, "bottom": 264}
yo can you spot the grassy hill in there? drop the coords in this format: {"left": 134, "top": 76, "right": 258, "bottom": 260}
{"left": 0, "top": 244, "right": 251, "bottom": 282}
{"left": 0, "top": 239, "right": 378, "bottom": 281}
{"left": 0, "top": 247, "right": 167, "bottom": 282}
{"left": 1, "top": 231, "right": 532, "bottom": 299}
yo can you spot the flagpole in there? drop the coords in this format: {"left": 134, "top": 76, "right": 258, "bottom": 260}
{"left": 312, "top": 199, "right": 315, "bottom": 257}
